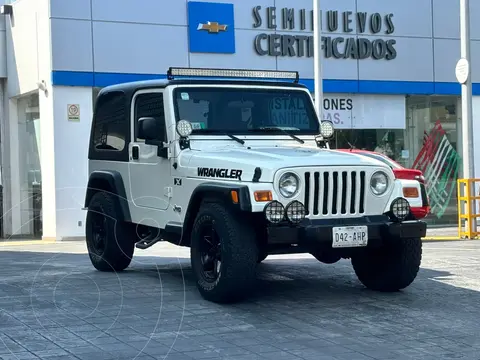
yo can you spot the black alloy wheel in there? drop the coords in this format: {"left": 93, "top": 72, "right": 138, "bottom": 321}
{"left": 90, "top": 212, "right": 107, "bottom": 256}
{"left": 198, "top": 221, "right": 222, "bottom": 282}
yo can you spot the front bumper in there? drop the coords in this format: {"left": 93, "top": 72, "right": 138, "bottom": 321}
{"left": 267, "top": 215, "right": 427, "bottom": 248}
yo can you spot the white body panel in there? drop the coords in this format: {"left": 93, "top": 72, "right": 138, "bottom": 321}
{"left": 393, "top": 178, "right": 424, "bottom": 209}
{"left": 87, "top": 82, "right": 408, "bottom": 230}
{"left": 128, "top": 88, "right": 172, "bottom": 211}
{"left": 181, "top": 141, "right": 390, "bottom": 181}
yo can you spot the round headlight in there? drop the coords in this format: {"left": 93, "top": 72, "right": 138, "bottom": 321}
{"left": 279, "top": 172, "right": 299, "bottom": 198}
{"left": 370, "top": 171, "right": 389, "bottom": 196}
{"left": 320, "top": 120, "right": 334, "bottom": 139}
{"left": 176, "top": 119, "right": 193, "bottom": 137}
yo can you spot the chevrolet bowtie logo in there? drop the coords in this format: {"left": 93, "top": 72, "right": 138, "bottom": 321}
{"left": 197, "top": 21, "right": 227, "bottom": 34}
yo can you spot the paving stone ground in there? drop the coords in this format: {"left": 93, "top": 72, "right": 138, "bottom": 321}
{"left": 0, "top": 240, "right": 480, "bottom": 360}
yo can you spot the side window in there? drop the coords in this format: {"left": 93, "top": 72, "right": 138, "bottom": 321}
{"left": 134, "top": 92, "right": 165, "bottom": 141}
{"left": 93, "top": 91, "right": 126, "bottom": 151}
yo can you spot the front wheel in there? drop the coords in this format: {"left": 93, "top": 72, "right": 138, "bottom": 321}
{"left": 190, "top": 201, "right": 259, "bottom": 303}
{"left": 351, "top": 237, "right": 422, "bottom": 292}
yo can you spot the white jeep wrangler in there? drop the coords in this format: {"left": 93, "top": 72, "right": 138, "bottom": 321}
{"left": 84, "top": 67, "right": 427, "bottom": 303}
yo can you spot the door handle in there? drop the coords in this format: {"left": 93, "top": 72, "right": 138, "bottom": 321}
{"left": 132, "top": 145, "right": 139, "bottom": 160}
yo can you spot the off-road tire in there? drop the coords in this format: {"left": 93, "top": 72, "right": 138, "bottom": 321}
{"left": 85, "top": 191, "right": 135, "bottom": 272}
{"left": 190, "top": 201, "right": 259, "bottom": 303}
{"left": 351, "top": 237, "right": 422, "bottom": 292}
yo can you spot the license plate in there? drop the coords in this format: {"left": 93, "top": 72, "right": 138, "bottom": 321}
{"left": 332, "top": 226, "right": 368, "bottom": 248}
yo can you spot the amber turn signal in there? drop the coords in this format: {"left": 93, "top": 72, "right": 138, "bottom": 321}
{"left": 403, "top": 187, "right": 419, "bottom": 198}
{"left": 254, "top": 190, "right": 273, "bottom": 202}
{"left": 230, "top": 190, "right": 239, "bottom": 204}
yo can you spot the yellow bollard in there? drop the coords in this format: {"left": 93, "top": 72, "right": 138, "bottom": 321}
{"left": 458, "top": 179, "right": 480, "bottom": 239}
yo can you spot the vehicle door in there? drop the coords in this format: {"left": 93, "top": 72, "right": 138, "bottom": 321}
{"left": 128, "top": 90, "right": 171, "bottom": 211}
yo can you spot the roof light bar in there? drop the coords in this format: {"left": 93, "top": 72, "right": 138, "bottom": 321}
{"left": 167, "top": 67, "right": 299, "bottom": 83}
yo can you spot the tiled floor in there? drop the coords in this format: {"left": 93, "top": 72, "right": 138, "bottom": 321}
{"left": 0, "top": 240, "right": 479, "bottom": 359}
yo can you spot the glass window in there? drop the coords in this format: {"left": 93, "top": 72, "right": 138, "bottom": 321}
{"left": 134, "top": 92, "right": 165, "bottom": 141}
{"left": 93, "top": 91, "right": 126, "bottom": 151}
{"left": 331, "top": 128, "right": 406, "bottom": 165}
{"left": 406, "top": 95, "right": 460, "bottom": 226}
{"left": 173, "top": 87, "right": 319, "bottom": 135}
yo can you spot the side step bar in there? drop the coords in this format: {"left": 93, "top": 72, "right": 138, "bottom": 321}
{"left": 135, "top": 229, "right": 163, "bottom": 250}
{"left": 135, "top": 237, "right": 161, "bottom": 250}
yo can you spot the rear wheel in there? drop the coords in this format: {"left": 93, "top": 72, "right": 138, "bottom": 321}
{"left": 190, "top": 201, "right": 258, "bottom": 303}
{"left": 351, "top": 237, "right": 422, "bottom": 292}
{"left": 85, "top": 191, "right": 135, "bottom": 272}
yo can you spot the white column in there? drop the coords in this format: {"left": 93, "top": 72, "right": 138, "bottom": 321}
{"left": 313, "top": 0, "right": 323, "bottom": 118}
{"left": 460, "top": 0, "right": 474, "bottom": 180}
{"left": 51, "top": 86, "right": 93, "bottom": 240}
{"left": 459, "top": 0, "right": 476, "bottom": 232}
{"left": 39, "top": 84, "right": 57, "bottom": 240}
{"left": 36, "top": 0, "right": 59, "bottom": 240}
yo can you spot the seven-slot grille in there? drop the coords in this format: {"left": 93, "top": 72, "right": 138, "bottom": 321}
{"left": 304, "top": 170, "right": 366, "bottom": 216}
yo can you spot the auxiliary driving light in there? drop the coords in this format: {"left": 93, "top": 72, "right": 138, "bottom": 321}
{"left": 264, "top": 201, "right": 285, "bottom": 224}
{"left": 285, "top": 200, "right": 306, "bottom": 224}
{"left": 320, "top": 120, "right": 334, "bottom": 139}
{"left": 390, "top": 197, "right": 410, "bottom": 221}
{"left": 176, "top": 119, "right": 193, "bottom": 137}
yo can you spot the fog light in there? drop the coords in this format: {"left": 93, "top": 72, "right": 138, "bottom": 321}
{"left": 390, "top": 197, "right": 410, "bottom": 221}
{"left": 264, "top": 201, "right": 285, "bottom": 224}
{"left": 285, "top": 200, "right": 306, "bottom": 224}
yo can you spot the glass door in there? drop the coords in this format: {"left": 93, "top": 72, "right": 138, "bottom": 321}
{"left": 17, "top": 93, "right": 42, "bottom": 237}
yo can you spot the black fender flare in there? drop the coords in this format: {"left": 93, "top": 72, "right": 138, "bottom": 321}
{"left": 180, "top": 182, "right": 252, "bottom": 246}
{"left": 84, "top": 170, "right": 131, "bottom": 222}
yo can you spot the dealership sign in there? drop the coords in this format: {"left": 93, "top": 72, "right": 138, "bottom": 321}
{"left": 265, "top": 94, "right": 405, "bottom": 130}
{"left": 252, "top": 7, "right": 396, "bottom": 60}
{"left": 320, "top": 95, "right": 405, "bottom": 129}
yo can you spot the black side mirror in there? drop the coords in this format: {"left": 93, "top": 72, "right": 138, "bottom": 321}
{"left": 137, "top": 117, "right": 168, "bottom": 158}
{"left": 138, "top": 117, "right": 163, "bottom": 141}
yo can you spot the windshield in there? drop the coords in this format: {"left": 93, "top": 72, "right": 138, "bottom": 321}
{"left": 173, "top": 87, "right": 319, "bottom": 135}
{"left": 357, "top": 152, "right": 403, "bottom": 169}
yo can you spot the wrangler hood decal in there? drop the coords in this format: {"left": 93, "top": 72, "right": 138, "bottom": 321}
{"left": 181, "top": 144, "right": 390, "bottom": 183}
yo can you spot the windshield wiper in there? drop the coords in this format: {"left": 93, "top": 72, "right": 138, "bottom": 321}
{"left": 222, "top": 132, "right": 245, "bottom": 145}
{"left": 251, "top": 127, "right": 305, "bottom": 144}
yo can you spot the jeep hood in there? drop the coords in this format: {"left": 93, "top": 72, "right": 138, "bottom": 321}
{"left": 182, "top": 144, "right": 390, "bottom": 182}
